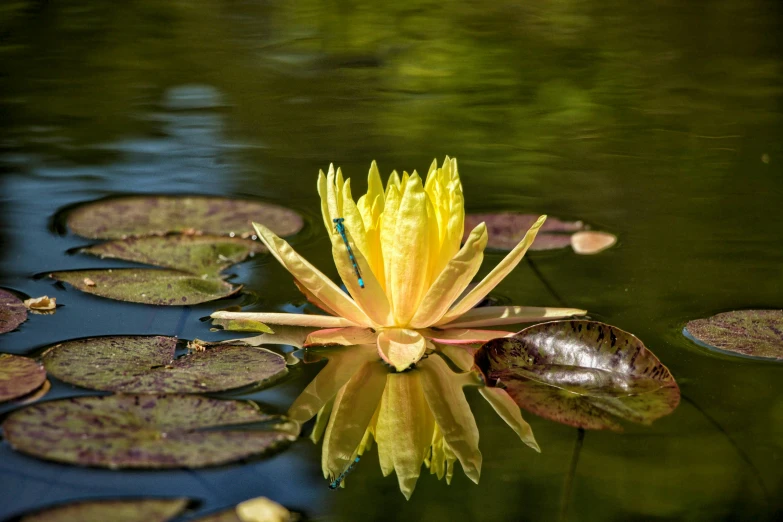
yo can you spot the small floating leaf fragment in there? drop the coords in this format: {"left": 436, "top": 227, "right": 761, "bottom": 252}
{"left": 80, "top": 235, "right": 267, "bottom": 276}
{"left": 193, "top": 497, "right": 297, "bottom": 522}
{"left": 24, "top": 295, "right": 57, "bottom": 312}
{"left": 18, "top": 498, "right": 190, "bottom": 522}
{"left": 2, "top": 395, "right": 299, "bottom": 468}
{"left": 570, "top": 231, "right": 617, "bottom": 255}
{"left": 0, "top": 289, "right": 27, "bottom": 334}
{"left": 42, "top": 335, "right": 287, "bottom": 393}
{"left": 66, "top": 195, "right": 304, "bottom": 239}
{"left": 684, "top": 309, "right": 783, "bottom": 361}
{"left": 0, "top": 354, "right": 47, "bottom": 403}
{"left": 83, "top": 277, "right": 96, "bottom": 286}
{"left": 50, "top": 269, "right": 240, "bottom": 306}
{"left": 474, "top": 320, "right": 680, "bottom": 430}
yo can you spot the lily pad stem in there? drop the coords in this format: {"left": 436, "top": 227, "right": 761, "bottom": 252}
{"left": 558, "top": 428, "right": 585, "bottom": 522}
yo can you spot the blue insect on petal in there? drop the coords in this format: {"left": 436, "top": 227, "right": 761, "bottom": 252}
{"left": 329, "top": 456, "right": 361, "bottom": 489}
{"left": 333, "top": 218, "right": 365, "bottom": 289}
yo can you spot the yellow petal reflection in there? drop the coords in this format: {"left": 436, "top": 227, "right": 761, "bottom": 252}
{"left": 376, "top": 329, "right": 427, "bottom": 372}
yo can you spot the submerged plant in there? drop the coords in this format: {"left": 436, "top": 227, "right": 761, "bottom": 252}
{"left": 212, "top": 158, "right": 585, "bottom": 498}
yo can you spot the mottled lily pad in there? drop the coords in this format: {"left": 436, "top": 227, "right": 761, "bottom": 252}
{"left": 474, "top": 320, "right": 679, "bottom": 431}
{"left": 2, "top": 395, "right": 299, "bottom": 468}
{"left": 684, "top": 309, "right": 783, "bottom": 361}
{"left": 66, "top": 195, "right": 303, "bottom": 239}
{"left": 19, "top": 498, "right": 189, "bottom": 522}
{"left": 464, "top": 213, "right": 616, "bottom": 254}
{"left": 1, "top": 288, "right": 28, "bottom": 334}
{"left": 81, "top": 235, "right": 267, "bottom": 276}
{"left": 50, "top": 269, "right": 240, "bottom": 305}
{"left": 0, "top": 354, "right": 47, "bottom": 403}
{"left": 42, "top": 336, "right": 287, "bottom": 393}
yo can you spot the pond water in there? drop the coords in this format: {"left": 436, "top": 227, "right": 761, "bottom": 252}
{"left": 1, "top": 1, "right": 782, "bottom": 520}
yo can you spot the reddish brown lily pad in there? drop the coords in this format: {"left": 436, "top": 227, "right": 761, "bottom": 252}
{"left": 474, "top": 320, "right": 679, "bottom": 431}
{"left": 0, "top": 354, "right": 47, "bottom": 403}
{"left": 66, "top": 195, "right": 303, "bottom": 240}
{"left": 2, "top": 395, "right": 299, "bottom": 468}
{"left": 19, "top": 498, "right": 189, "bottom": 522}
{"left": 684, "top": 309, "right": 783, "bottom": 361}
{"left": 1, "top": 288, "right": 28, "bottom": 334}
{"left": 50, "top": 269, "right": 240, "bottom": 306}
{"left": 41, "top": 336, "right": 287, "bottom": 393}
{"left": 81, "top": 235, "right": 267, "bottom": 276}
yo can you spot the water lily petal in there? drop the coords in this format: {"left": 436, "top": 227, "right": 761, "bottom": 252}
{"left": 436, "top": 306, "right": 587, "bottom": 328}
{"left": 438, "top": 215, "right": 547, "bottom": 324}
{"left": 317, "top": 170, "right": 332, "bottom": 234}
{"left": 305, "top": 327, "right": 378, "bottom": 346}
{"left": 322, "top": 360, "right": 388, "bottom": 481}
{"left": 294, "top": 278, "right": 339, "bottom": 316}
{"left": 310, "top": 398, "right": 334, "bottom": 443}
{"left": 423, "top": 328, "right": 515, "bottom": 345}
{"left": 390, "top": 174, "right": 432, "bottom": 324}
{"left": 380, "top": 183, "right": 401, "bottom": 309}
{"left": 479, "top": 387, "right": 540, "bottom": 452}
{"left": 419, "top": 355, "right": 482, "bottom": 484}
{"left": 410, "top": 223, "right": 488, "bottom": 328}
{"left": 375, "top": 371, "right": 435, "bottom": 500}
{"left": 252, "top": 222, "right": 371, "bottom": 327}
{"left": 288, "top": 344, "right": 377, "bottom": 423}
{"left": 437, "top": 343, "right": 475, "bottom": 371}
{"left": 329, "top": 224, "right": 392, "bottom": 326}
{"left": 377, "top": 329, "right": 427, "bottom": 372}
{"left": 211, "top": 311, "right": 357, "bottom": 328}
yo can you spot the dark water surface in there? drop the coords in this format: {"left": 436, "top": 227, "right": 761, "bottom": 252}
{"left": 1, "top": 1, "right": 782, "bottom": 520}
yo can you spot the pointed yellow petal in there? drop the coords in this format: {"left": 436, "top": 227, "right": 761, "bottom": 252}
{"left": 340, "top": 179, "right": 369, "bottom": 258}
{"left": 479, "top": 387, "right": 540, "bottom": 452}
{"left": 410, "top": 223, "right": 487, "bottom": 328}
{"left": 423, "top": 328, "right": 515, "bottom": 345}
{"left": 436, "top": 343, "right": 475, "bottom": 372}
{"left": 418, "top": 355, "right": 482, "bottom": 484}
{"left": 329, "top": 224, "right": 392, "bottom": 326}
{"left": 252, "top": 222, "right": 371, "bottom": 327}
{"left": 310, "top": 398, "right": 334, "bottom": 443}
{"left": 380, "top": 183, "right": 401, "bottom": 307}
{"left": 326, "top": 164, "right": 341, "bottom": 225}
{"left": 317, "top": 170, "right": 332, "bottom": 234}
{"left": 322, "top": 360, "right": 388, "bottom": 481}
{"left": 305, "top": 327, "right": 378, "bottom": 346}
{"left": 367, "top": 160, "right": 385, "bottom": 213}
{"left": 376, "top": 329, "right": 427, "bottom": 372}
{"left": 288, "top": 344, "right": 377, "bottom": 423}
{"left": 438, "top": 215, "right": 547, "bottom": 324}
{"left": 390, "top": 174, "right": 431, "bottom": 324}
{"left": 212, "top": 311, "right": 357, "bottom": 328}
{"left": 294, "top": 278, "right": 339, "bottom": 316}
{"left": 374, "top": 371, "right": 435, "bottom": 500}
{"left": 437, "top": 306, "right": 587, "bottom": 328}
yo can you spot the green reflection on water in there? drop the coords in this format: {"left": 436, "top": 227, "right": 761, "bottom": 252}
{"left": 1, "top": 0, "right": 782, "bottom": 520}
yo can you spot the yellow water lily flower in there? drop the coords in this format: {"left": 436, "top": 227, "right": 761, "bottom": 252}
{"left": 211, "top": 157, "right": 586, "bottom": 497}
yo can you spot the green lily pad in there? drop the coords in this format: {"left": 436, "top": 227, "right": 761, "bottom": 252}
{"left": 19, "top": 498, "right": 190, "bottom": 522}
{"left": 2, "top": 395, "right": 299, "bottom": 468}
{"left": 50, "top": 269, "right": 240, "bottom": 305}
{"left": 66, "top": 195, "right": 303, "bottom": 240}
{"left": 474, "top": 320, "right": 680, "bottom": 431}
{"left": 1, "top": 288, "right": 28, "bottom": 334}
{"left": 80, "top": 235, "right": 267, "bottom": 276}
{"left": 41, "top": 336, "right": 287, "bottom": 393}
{"left": 0, "top": 354, "right": 47, "bottom": 403}
{"left": 684, "top": 309, "right": 783, "bottom": 361}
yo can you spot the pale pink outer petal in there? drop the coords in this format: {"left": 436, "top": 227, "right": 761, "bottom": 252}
{"left": 437, "top": 215, "right": 546, "bottom": 325}
{"left": 305, "top": 327, "right": 378, "bottom": 346}
{"left": 211, "top": 311, "right": 359, "bottom": 328}
{"left": 436, "top": 306, "right": 586, "bottom": 328}
{"left": 252, "top": 222, "right": 372, "bottom": 327}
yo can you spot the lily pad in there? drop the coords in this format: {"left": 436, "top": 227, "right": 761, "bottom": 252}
{"left": 41, "top": 336, "right": 287, "bottom": 393}
{"left": 464, "top": 213, "right": 617, "bottom": 254}
{"left": 18, "top": 498, "right": 189, "bottom": 522}
{"left": 684, "top": 309, "right": 783, "bottom": 361}
{"left": 474, "top": 320, "right": 679, "bottom": 431}
{"left": 50, "top": 269, "right": 240, "bottom": 305}
{"left": 66, "top": 195, "right": 303, "bottom": 239}
{"left": 1, "top": 288, "right": 28, "bottom": 334}
{"left": 2, "top": 394, "right": 299, "bottom": 468}
{"left": 81, "top": 235, "right": 267, "bottom": 276}
{"left": 0, "top": 354, "right": 47, "bottom": 403}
